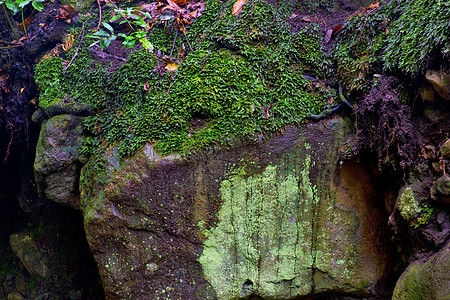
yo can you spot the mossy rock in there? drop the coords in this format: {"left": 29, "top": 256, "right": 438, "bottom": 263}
{"left": 392, "top": 241, "right": 450, "bottom": 300}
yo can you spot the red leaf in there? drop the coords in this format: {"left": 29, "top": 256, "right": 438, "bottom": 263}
{"left": 332, "top": 24, "right": 343, "bottom": 36}
{"left": 144, "top": 81, "right": 150, "bottom": 91}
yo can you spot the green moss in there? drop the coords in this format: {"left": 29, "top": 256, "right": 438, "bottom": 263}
{"left": 335, "top": 0, "right": 450, "bottom": 82}
{"left": 383, "top": 0, "right": 450, "bottom": 74}
{"left": 35, "top": 0, "right": 334, "bottom": 159}
{"left": 34, "top": 57, "right": 66, "bottom": 108}
{"left": 397, "top": 187, "right": 421, "bottom": 222}
{"left": 334, "top": 11, "right": 387, "bottom": 92}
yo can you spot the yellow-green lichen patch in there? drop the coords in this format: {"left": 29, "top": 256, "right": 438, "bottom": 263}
{"left": 199, "top": 163, "right": 316, "bottom": 299}
{"left": 397, "top": 187, "right": 421, "bottom": 222}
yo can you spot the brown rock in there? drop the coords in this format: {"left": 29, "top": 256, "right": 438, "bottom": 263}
{"left": 431, "top": 175, "right": 450, "bottom": 203}
{"left": 426, "top": 69, "right": 450, "bottom": 100}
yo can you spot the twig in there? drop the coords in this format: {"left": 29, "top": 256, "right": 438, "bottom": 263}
{"left": 63, "top": 24, "right": 85, "bottom": 73}
{"left": 2, "top": 4, "right": 19, "bottom": 41}
{"left": 182, "top": 29, "right": 193, "bottom": 51}
{"left": 3, "top": 122, "right": 13, "bottom": 163}
{"left": 89, "top": 48, "right": 127, "bottom": 61}
{"left": 170, "top": 27, "right": 178, "bottom": 58}
{"left": 95, "top": 0, "right": 102, "bottom": 32}
{"left": 0, "top": 39, "right": 23, "bottom": 45}
{"left": 0, "top": 45, "right": 23, "bottom": 49}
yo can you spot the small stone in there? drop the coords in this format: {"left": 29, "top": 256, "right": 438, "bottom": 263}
{"left": 419, "top": 85, "right": 435, "bottom": 102}
{"left": 431, "top": 176, "right": 450, "bottom": 203}
{"left": 7, "top": 291, "right": 25, "bottom": 300}
{"left": 423, "top": 106, "right": 448, "bottom": 122}
{"left": 9, "top": 232, "right": 50, "bottom": 279}
{"left": 421, "top": 145, "right": 436, "bottom": 160}
{"left": 14, "top": 273, "right": 27, "bottom": 295}
{"left": 426, "top": 69, "right": 450, "bottom": 100}
{"left": 440, "top": 139, "right": 450, "bottom": 159}
{"left": 431, "top": 161, "right": 442, "bottom": 173}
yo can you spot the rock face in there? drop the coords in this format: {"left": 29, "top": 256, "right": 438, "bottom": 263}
{"left": 81, "top": 117, "right": 391, "bottom": 299}
{"left": 34, "top": 114, "right": 84, "bottom": 209}
{"left": 392, "top": 241, "right": 450, "bottom": 300}
{"left": 426, "top": 69, "right": 450, "bottom": 100}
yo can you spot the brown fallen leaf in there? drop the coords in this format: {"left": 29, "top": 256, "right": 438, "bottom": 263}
{"left": 57, "top": 5, "right": 77, "bottom": 23}
{"left": 232, "top": 0, "right": 247, "bottom": 16}
{"left": 18, "top": 16, "right": 33, "bottom": 32}
{"left": 302, "top": 15, "right": 318, "bottom": 22}
{"left": 144, "top": 81, "right": 150, "bottom": 91}
{"left": 332, "top": 24, "right": 343, "bottom": 36}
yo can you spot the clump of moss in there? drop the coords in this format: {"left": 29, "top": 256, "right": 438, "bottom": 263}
{"left": 335, "top": 0, "right": 450, "bottom": 85}
{"left": 36, "top": 0, "right": 335, "bottom": 158}
{"left": 334, "top": 10, "right": 387, "bottom": 92}
{"left": 383, "top": 0, "right": 450, "bottom": 74}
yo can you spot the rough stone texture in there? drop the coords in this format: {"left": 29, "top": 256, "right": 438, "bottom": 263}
{"left": 392, "top": 241, "right": 450, "bottom": 300}
{"left": 441, "top": 138, "right": 450, "bottom": 159}
{"left": 81, "top": 117, "right": 391, "bottom": 299}
{"left": 34, "top": 114, "right": 84, "bottom": 209}
{"left": 431, "top": 175, "right": 450, "bottom": 204}
{"left": 426, "top": 69, "right": 450, "bottom": 100}
{"left": 9, "top": 232, "right": 50, "bottom": 279}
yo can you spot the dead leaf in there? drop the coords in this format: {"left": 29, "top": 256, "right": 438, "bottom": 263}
{"left": 57, "top": 5, "right": 77, "bottom": 23}
{"left": 324, "top": 29, "right": 333, "bottom": 44}
{"left": 18, "top": 16, "right": 33, "bottom": 32}
{"left": 144, "top": 81, "right": 150, "bottom": 91}
{"left": 232, "top": 0, "right": 247, "bottom": 16}
{"left": 165, "top": 61, "right": 178, "bottom": 72}
{"left": 166, "top": 0, "right": 182, "bottom": 11}
{"left": 332, "top": 24, "right": 343, "bottom": 36}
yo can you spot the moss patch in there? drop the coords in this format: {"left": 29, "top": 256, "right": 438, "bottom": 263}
{"left": 35, "top": 0, "right": 335, "bottom": 159}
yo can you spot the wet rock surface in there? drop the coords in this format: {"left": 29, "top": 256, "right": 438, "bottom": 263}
{"left": 34, "top": 114, "right": 84, "bottom": 209}
{"left": 81, "top": 117, "right": 392, "bottom": 299}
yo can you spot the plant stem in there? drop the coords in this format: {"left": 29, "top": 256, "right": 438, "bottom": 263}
{"left": 21, "top": 9, "right": 27, "bottom": 37}
{"left": 2, "top": 4, "right": 19, "bottom": 41}
{"left": 170, "top": 27, "right": 178, "bottom": 58}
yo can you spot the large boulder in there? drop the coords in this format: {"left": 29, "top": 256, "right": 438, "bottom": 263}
{"left": 81, "top": 117, "right": 391, "bottom": 299}
{"left": 392, "top": 241, "right": 450, "bottom": 300}
{"left": 34, "top": 114, "right": 84, "bottom": 209}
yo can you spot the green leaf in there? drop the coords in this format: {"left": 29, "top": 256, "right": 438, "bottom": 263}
{"left": 5, "top": 0, "right": 20, "bottom": 14}
{"left": 139, "top": 37, "right": 153, "bottom": 52}
{"left": 32, "top": 0, "right": 44, "bottom": 11}
{"left": 17, "top": 0, "right": 31, "bottom": 8}
{"left": 102, "top": 22, "right": 114, "bottom": 34}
